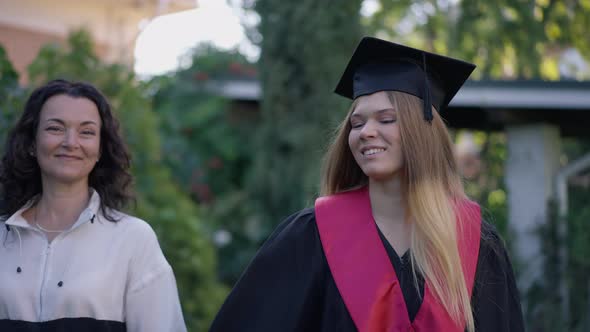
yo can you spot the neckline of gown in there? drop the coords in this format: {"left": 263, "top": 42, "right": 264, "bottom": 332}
{"left": 375, "top": 224, "right": 425, "bottom": 323}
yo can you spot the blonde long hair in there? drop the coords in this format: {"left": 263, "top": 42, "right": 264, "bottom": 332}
{"left": 321, "top": 91, "right": 474, "bottom": 332}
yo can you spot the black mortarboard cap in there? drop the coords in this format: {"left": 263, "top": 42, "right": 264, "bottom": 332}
{"left": 334, "top": 37, "right": 476, "bottom": 122}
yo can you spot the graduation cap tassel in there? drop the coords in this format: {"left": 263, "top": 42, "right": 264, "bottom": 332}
{"left": 422, "top": 53, "right": 433, "bottom": 123}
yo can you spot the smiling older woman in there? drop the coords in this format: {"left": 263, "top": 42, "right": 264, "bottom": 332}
{"left": 0, "top": 79, "right": 186, "bottom": 332}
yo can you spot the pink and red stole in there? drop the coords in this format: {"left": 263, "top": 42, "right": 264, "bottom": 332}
{"left": 315, "top": 186, "right": 481, "bottom": 332}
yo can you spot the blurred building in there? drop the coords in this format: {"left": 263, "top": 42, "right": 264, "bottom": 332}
{"left": 0, "top": 0, "right": 196, "bottom": 83}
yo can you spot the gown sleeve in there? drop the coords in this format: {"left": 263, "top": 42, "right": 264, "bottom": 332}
{"left": 209, "top": 208, "right": 330, "bottom": 332}
{"left": 471, "top": 222, "right": 525, "bottom": 332}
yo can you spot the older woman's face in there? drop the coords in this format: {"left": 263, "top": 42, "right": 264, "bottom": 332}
{"left": 348, "top": 91, "right": 403, "bottom": 182}
{"left": 35, "top": 94, "right": 101, "bottom": 187}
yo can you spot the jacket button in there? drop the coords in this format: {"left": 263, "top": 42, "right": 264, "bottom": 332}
{"left": 58, "top": 281, "right": 63, "bottom": 287}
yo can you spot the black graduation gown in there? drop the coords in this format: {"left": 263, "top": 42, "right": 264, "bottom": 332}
{"left": 209, "top": 208, "right": 525, "bottom": 332}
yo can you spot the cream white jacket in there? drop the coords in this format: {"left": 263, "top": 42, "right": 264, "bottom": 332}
{"left": 0, "top": 190, "right": 187, "bottom": 331}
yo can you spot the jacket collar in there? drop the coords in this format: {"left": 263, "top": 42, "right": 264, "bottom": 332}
{"left": 4, "top": 188, "right": 102, "bottom": 232}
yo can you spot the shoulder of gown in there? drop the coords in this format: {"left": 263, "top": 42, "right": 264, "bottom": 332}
{"left": 472, "top": 220, "right": 525, "bottom": 332}
{"left": 209, "top": 208, "right": 347, "bottom": 332}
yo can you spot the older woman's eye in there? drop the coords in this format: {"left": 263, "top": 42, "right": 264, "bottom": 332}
{"left": 46, "top": 126, "right": 63, "bottom": 132}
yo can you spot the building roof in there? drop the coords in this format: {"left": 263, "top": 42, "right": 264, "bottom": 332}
{"left": 217, "top": 78, "right": 590, "bottom": 136}
{"left": 444, "top": 80, "right": 590, "bottom": 136}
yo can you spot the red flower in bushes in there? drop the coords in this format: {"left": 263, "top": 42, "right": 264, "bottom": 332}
{"left": 194, "top": 72, "right": 209, "bottom": 81}
{"left": 207, "top": 156, "right": 223, "bottom": 169}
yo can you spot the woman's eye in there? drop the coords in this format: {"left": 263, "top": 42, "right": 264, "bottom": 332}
{"left": 350, "top": 122, "right": 364, "bottom": 129}
{"left": 46, "top": 126, "right": 63, "bottom": 132}
{"left": 81, "top": 130, "right": 96, "bottom": 136}
{"left": 380, "top": 118, "right": 396, "bottom": 124}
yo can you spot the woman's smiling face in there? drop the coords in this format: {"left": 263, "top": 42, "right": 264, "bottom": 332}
{"left": 35, "top": 94, "right": 102, "bottom": 186}
{"left": 348, "top": 91, "right": 403, "bottom": 182}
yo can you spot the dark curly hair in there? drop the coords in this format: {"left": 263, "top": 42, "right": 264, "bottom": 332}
{"left": 0, "top": 79, "right": 133, "bottom": 221}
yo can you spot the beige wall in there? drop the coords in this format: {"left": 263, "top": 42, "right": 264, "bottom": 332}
{"left": 0, "top": 0, "right": 195, "bottom": 83}
{"left": 0, "top": 23, "right": 110, "bottom": 83}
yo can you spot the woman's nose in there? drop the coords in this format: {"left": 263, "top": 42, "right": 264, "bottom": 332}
{"left": 359, "top": 120, "right": 377, "bottom": 139}
{"left": 61, "top": 130, "right": 79, "bottom": 148}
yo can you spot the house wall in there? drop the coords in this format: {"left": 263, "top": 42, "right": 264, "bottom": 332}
{"left": 0, "top": 23, "right": 108, "bottom": 83}
{"left": 0, "top": 0, "right": 194, "bottom": 83}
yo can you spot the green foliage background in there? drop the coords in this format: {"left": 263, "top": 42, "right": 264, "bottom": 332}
{"left": 366, "top": 0, "right": 590, "bottom": 80}
{"left": 245, "top": 0, "right": 364, "bottom": 243}
{"left": 0, "top": 32, "right": 225, "bottom": 332}
{"left": 151, "top": 44, "right": 260, "bottom": 284}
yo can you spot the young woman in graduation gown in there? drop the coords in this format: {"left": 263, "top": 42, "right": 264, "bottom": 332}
{"left": 209, "top": 37, "right": 525, "bottom": 332}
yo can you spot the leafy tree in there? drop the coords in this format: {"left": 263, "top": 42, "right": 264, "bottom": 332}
{"left": 151, "top": 44, "right": 259, "bottom": 283}
{"left": 245, "top": 0, "right": 364, "bottom": 238}
{"left": 462, "top": 131, "right": 510, "bottom": 238}
{"left": 1, "top": 30, "right": 225, "bottom": 332}
{"left": 181, "top": 0, "right": 366, "bottom": 285}
{"left": 567, "top": 184, "right": 590, "bottom": 331}
{"left": 542, "top": 183, "right": 590, "bottom": 332}
{"left": 0, "top": 46, "right": 25, "bottom": 145}
{"left": 152, "top": 44, "right": 256, "bottom": 203}
{"left": 368, "top": 0, "right": 590, "bottom": 79}
{"left": 529, "top": 178, "right": 590, "bottom": 332}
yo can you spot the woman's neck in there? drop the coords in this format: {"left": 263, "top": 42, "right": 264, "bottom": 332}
{"left": 34, "top": 181, "right": 91, "bottom": 230}
{"left": 369, "top": 176, "right": 406, "bottom": 224}
{"left": 369, "top": 176, "right": 412, "bottom": 256}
